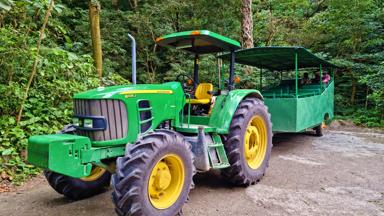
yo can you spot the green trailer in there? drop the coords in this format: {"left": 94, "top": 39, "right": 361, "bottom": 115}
{"left": 27, "top": 30, "right": 334, "bottom": 216}
{"left": 221, "top": 46, "right": 335, "bottom": 136}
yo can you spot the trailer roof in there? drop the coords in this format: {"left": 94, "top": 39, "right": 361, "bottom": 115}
{"left": 156, "top": 30, "right": 241, "bottom": 54}
{"left": 220, "top": 46, "right": 336, "bottom": 70}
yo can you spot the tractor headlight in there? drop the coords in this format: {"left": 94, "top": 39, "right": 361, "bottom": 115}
{"left": 72, "top": 117, "right": 80, "bottom": 127}
{"left": 72, "top": 116, "right": 106, "bottom": 130}
{"left": 83, "top": 119, "right": 93, "bottom": 128}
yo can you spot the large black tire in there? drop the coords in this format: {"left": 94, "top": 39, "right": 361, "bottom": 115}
{"left": 222, "top": 97, "right": 273, "bottom": 186}
{"left": 44, "top": 168, "right": 111, "bottom": 200}
{"left": 112, "top": 130, "right": 194, "bottom": 216}
{"left": 313, "top": 124, "right": 323, "bottom": 137}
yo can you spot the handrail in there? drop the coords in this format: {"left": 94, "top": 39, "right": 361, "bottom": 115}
{"left": 185, "top": 93, "right": 191, "bottom": 128}
{"left": 262, "top": 80, "right": 333, "bottom": 99}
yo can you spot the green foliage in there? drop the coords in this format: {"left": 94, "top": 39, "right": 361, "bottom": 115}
{"left": 352, "top": 109, "right": 383, "bottom": 128}
{"left": 0, "top": 26, "right": 99, "bottom": 183}
{"left": 0, "top": 0, "right": 14, "bottom": 11}
{"left": 251, "top": 0, "right": 383, "bottom": 127}
{"left": 0, "top": 1, "right": 127, "bottom": 184}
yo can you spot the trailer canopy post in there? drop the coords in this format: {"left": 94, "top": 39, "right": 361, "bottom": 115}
{"left": 221, "top": 63, "right": 225, "bottom": 90}
{"left": 280, "top": 71, "right": 283, "bottom": 81}
{"left": 217, "top": 58, "right": 222, "bottom": 90}
{"left": 193, "top": 55, "right": 199, "bottom": 88}
{"left": 320, "top": 64, "right": 323, "bottom": 89}
{"left": 228, "top": 51, "right": 235, "bottom": 91}
{"left": 260, "top": 68, "right": 263, "bottom": 90}
{"left": 295, "top": 50, "right": 298, "bottom": 98}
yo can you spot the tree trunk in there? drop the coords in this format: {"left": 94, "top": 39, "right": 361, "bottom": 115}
{"left": 265, "top": 7, "right": 275, "bottom": 46}
{"left": 351, "top": 78, "right": 356, "bottom": 105}
{"left": 365, "top": 85, "right": 369, "bottom": 109}
{"left": 112, "top": 0, "right": 118, "bottom": 10}
{"left": 241, "top": 0, "right": 254, "bottom": 48}
{"left": 129, "top": 0, "right": 138, "bottom": 10}
{"left": 17, "top": 0, "right": 54, "bottom": 124}
{"left": 88, "top": 0, "right": 103, "bottom": 81}
{"left": 241, "top": 0, "right": 254, "bottom": 76}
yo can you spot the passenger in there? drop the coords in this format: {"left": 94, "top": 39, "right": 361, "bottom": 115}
{"left": 312, "top": 72, "right": 321, "bottom": 83}
{"left": 301, "top": 72, "right": 311, "bottom": 85}
{"left": 322, "top": 73, "right": 331, "bottom": 85}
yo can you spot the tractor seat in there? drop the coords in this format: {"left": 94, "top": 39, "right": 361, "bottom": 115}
{"left": 186, "top": 83, "right": 213, "bottom": 104}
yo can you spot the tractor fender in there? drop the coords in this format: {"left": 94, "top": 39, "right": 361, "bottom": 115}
{"left": 209, "top": 89, "right": 263, "bottom": 134}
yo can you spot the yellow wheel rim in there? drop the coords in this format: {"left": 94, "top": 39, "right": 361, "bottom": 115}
{"left": 148, "top": 154, "right": 185, "bottom": 209}
{"left": 81, "top": 166, "right": 106, "bottom": 182}
{"left": 244, "top": 115, "right": 268, "bottom": 169}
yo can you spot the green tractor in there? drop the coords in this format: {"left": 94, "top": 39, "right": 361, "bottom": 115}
{"left": 28, "top": 30, "right": 273, "bottom": 215}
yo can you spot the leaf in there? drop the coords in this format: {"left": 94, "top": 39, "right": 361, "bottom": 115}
{"left": 0, "top": 0, "right": 13, "bottom": 11}
{"left": 1, "top": 148, "right": 13, "bottom": 156}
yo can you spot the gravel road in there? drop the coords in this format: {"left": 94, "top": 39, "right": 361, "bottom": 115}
{"left": 1, "top": 127, "right": 383, "bottom": 216}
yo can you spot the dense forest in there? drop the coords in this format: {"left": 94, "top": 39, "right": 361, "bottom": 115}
{"left": 0, "top": 0, "right": 383, "bottom": 184}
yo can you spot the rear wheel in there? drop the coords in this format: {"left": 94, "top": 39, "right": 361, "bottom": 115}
{"left": 222, "top": 97, "right": 272, "bottom": 185}
{"left": 44, "top": 166, "right": 111, "bottom": 200}
{"left": 112, "top": 130, "right": 194, "bottom": 216}
{"left": 313, "top": 122, "right": 324, "bottom": 137}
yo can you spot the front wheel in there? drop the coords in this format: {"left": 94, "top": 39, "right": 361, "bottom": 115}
{"left": 44, "top": 166, "right": 111, "bottom": 200}
{"left": 112, "top": 130, "right": 194, "bottom": 216}
{"left": 222, "top": 97, "right": 273, "bottom": 186}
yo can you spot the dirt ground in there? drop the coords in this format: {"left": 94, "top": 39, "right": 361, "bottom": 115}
{"left": 0, "top": 126, "right": 383, "bottom": 216}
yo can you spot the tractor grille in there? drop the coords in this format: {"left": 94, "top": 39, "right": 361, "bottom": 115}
{"left": 74, "top": 99, "right": 128, "bottom": 141}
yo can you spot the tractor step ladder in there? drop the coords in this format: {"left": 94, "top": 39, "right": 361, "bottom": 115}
{"left": 208, "top": 133, "right": 230, "bottom": 169}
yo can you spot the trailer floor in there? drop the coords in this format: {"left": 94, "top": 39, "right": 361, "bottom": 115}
{"left": 1, "top": 126, "right": 383, "bottom": 216}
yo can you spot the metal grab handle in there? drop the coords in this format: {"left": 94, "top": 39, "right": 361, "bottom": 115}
{"left": 185, "top": 93, "right": 191, "bottom": 128}
{"left": 127, "top": 33, "right": 136, "bottom": 85}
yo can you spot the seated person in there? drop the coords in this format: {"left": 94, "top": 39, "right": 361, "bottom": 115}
{"left": 300, "top": 73, "right": 311, "bottom": 85}
{"left": 312, "top": 72, "right": 321, "bottom": 83}
{"left": 322, "top": 73, "right": 331, "bottom": 85}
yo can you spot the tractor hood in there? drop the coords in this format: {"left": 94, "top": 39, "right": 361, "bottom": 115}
{"left": 74, "top": 82, "right": 183, "bottom": 100}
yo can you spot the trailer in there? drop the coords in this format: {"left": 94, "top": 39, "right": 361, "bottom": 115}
{"left": 221, "top": 46, "right": 335, "bottom": 136}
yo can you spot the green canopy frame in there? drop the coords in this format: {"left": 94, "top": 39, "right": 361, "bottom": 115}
{"left": 156, "top": 30, "right": 241, "bottom": 90}
{"left": 220, "top": 46, "right": 336, "bottom": 98}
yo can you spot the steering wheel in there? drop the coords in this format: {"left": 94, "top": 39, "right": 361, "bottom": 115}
{"left": 176, "top": 74, "right": 195, "bottom": 94}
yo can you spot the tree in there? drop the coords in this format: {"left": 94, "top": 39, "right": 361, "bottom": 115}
{"left": 241, "top": 0, "right": 254, "bottom": 48}
{"left": 88, "top": 0, "right": 103, "bottom": 81}
{"left": 241, "top": 0, "right": 254, "bottom": 76}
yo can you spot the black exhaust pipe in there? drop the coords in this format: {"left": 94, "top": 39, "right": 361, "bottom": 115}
{"left": 127, "top": 33, "right": 136, "bottom": 85}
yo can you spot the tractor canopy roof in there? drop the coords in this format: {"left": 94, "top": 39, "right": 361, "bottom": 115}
{"left": 220, "top": 46, "right": 336, "bottom": 71}
{"left": 156, "top": 30, "right": 241, "bottom": 54}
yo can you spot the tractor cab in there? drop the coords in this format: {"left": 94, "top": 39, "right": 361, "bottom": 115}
{"left": 156, "top": 30, "right": 241, "bottom": 112}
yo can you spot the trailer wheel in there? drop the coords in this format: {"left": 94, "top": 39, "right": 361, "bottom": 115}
{"left": 222, "top": 97, "right": 272, "bottom": 186}
{"left": 313, "top": 123, "right": 324, "bottom": 137}
{"left": 112, "top": 130, "right": 194, "bottom": 216}
{"left": 44, "top": 166, "right": 111, "bottom": 200}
